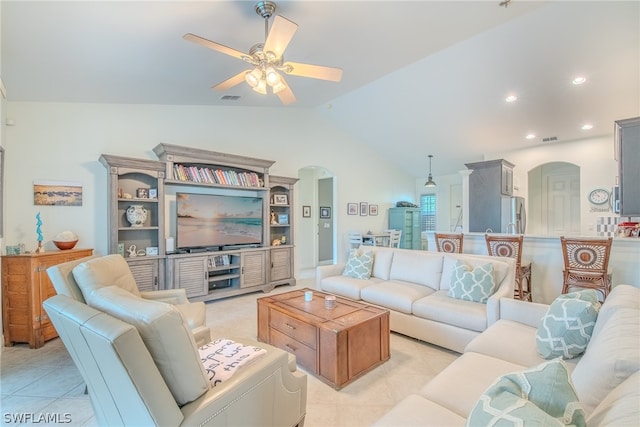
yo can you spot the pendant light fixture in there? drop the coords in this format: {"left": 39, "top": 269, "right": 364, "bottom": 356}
{"left": 424, "top": 154, "right": 437, "bottom": 188}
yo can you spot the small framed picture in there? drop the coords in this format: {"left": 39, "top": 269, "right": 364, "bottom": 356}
{"left": 320, "top": 206, "right": 331, "bottom": 219}
{"left": 347, "top": 203, "right": 358, "bottom": 215}
{"left": 145, "top": 246, "right": 159, "bottom": 256}
{"left": 148, "top": 188, "right": 158, "bottom": 199}
{"left": 6, "top": 244, "right": 23, "bottom": 255}
{"left": 136, "top": 188, "right": 149, "bottom": 199}
{"left": 302, "top": 205, "right": 311, "bottom": 218}
{"left": 273, "top": 194, "right": 288, "bottom": 205}
{"left": 369, "top": 204, "right": 379, "bottom": 216}
{"left": 278, "top": 214, "right": 289, "bottom": 224}
{"left": 117, "top": 242, "right": 125, "bottom": 256}
{"left": 360, "top": 202, "right": 368, "bottom": 216}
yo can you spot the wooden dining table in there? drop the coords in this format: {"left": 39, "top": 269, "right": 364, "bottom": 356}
{"left": 362, "top": 232, "right": 390, "bottom": 247}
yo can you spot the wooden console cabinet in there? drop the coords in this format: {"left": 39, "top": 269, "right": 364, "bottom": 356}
{"left": 2, "top": 248, "right": 94, "bottom": 348}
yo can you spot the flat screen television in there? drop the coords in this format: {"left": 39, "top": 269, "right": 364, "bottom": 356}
{"left": 176, "top": 192, "right": 263, "bottom": 250}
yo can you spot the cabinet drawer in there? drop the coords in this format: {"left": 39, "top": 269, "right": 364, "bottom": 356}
{"left": 269, "top": 309, "right": 317, "bottom": 349}
{"left": 269, "top": 328, "right": 317, "bottom": 373}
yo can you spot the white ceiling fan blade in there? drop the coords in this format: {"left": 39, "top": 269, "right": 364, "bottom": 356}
{"left": 183, "top": 33, "right": 248, "bottom": 61}
{"left": 212, "top": 71, "right": 249, "bottom": 91}
{"left": 264, "top": 16, "right": 298, "bottom": 59}
{"left": 283, "top": 62, "right": 343, "bottom": 82}
{"left": 276, "top": 78, "right": 296, "bottom": 105}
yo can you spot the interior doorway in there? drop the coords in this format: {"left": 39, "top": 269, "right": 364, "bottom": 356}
{"left": 528, "top": 162, "right": 581, "bottom": 235}
{"left": 297, "top": 166, "right": 337, "bottom": 270}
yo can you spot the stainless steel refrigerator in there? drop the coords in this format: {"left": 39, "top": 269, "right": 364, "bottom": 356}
{"left": 501, "top": 196, "right": 526, "bottom": 234}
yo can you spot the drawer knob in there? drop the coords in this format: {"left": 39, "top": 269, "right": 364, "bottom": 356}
{"left": 285, "top": 323, "right": 296, "bottom": 330}
{"left": 285, "top": 343, "right": 297, "bottom": 352}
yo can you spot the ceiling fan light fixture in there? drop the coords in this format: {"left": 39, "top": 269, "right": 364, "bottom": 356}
{"left": 272, "top": 80, "right": 286, "bottom": 94}
{"left": 265, "top": 67, "right": 281, "bottom": 86}
{"left": 253, "top": 78, "right": 267, "bottom": 94}
{"left": 245, "top": 67, "right": 262, "bottom": 87}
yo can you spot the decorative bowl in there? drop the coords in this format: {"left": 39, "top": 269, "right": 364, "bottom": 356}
{"left": 54, "top": 240, "right": 78, "bottom": 250}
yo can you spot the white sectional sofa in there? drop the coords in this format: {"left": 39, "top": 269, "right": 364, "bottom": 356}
{"left": 373, "top": 284, "right": 640, "bottom": 426}
{"left": 317, "top": 246, "right": 516, "bottom": 353}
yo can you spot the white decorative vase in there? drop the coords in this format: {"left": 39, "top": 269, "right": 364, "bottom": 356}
{"left": 126, "top": 205, "right": 148, "bottom": 227}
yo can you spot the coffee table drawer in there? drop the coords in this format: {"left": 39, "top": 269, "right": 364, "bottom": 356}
{"left": 270, "top": 328, "right": 317, "bottom": 373}
{"left": 270, "top": 309, "right": 317, "bottom": 349}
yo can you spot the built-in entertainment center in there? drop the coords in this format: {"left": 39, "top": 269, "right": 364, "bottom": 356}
{"left": 99, "top": 143, "right": 298, "bottom": 302}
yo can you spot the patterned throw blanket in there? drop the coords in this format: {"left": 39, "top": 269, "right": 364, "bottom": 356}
{"left": 199, "top": 338, "right": 267, "bottom": 386}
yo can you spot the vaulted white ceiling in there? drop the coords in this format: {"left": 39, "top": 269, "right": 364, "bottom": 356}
{"left": 2, "top": 1, "right": 639, "bottom": 176}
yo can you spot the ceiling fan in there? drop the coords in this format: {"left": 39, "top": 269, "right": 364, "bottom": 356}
{"left": 184, "top": 1, "right": 343, "bottom": 105}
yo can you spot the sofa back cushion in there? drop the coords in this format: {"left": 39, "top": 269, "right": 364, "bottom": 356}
{"left": 72, "top": 254, "right": 141, "bottom": 303}
{"left": 571, "top": 307, "right": 640, "bottom": 415}
{"left": 586, "top": 370, "right": 640, "bottom": 426}
{"left": 369, "top": 246, "right": 395, "bottom": 280}
{"left": 389, "top": 251, "right": 443, "bottom": 289}
{"left": 87, "top": 286, "right": 210, "bottom": 406}
{"left": 590, "top": 284, "right": 640, "bottom": 343}
{"left": 439, "top": 254, "right": 510, "bottom": 291}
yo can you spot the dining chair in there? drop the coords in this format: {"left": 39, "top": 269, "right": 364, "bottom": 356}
{"left": 560, "top": 236, "right": 613, "bottom": 301}
{"left": 434, "top": 233, "right": 464, "bottom": 253}
{"left": 485, "top": 234, "right": 532, "bottom": 301}
{"left": 386, "top": 229, "right": 402, "bottom": 248}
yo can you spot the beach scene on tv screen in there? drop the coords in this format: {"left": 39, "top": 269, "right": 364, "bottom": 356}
{"left": 177, "top": 193, "right": 262, "bottom": 247}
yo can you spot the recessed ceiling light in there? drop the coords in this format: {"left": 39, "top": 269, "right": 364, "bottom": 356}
{"left": 525, "top": 133, "right": 536, "bottom": 140}
{"left": 581, "top": 123, "right": 593, "bottom": 130}
{"left": 505, "top": 94, "right": 518, "bottom": 103}
{"left": 572, "top": 76, "right": 587, "bottom": 85}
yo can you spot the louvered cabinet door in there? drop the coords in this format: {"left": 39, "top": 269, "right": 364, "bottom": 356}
{"left": 171, "top": 256, "right": 208, "bottom": 297}
{"left": 127, "top": 258, "right": 161, "bottom": 292}
{"left": 241, "top": 250, "right": 267, "bottom": 288}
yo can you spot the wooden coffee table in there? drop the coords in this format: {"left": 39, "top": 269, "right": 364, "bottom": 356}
{"left": 257, "top": 288, "right": 390, "bottom": 389}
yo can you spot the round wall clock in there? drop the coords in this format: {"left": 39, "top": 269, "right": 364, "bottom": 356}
{"left": 588, "top": 188, "right": 610, "bottom": 205}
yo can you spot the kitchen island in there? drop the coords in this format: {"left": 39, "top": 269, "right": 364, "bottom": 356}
{"left": 424, "top": 232, "right": 639, "bottom": 304}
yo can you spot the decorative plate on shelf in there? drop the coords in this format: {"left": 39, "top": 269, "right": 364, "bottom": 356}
{"left": 587, "top": 188, "right": 610, "bottom": 205}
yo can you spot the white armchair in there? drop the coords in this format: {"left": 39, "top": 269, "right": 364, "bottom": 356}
{"left": 47, "top": 254, "right": 210, "bottom": 346}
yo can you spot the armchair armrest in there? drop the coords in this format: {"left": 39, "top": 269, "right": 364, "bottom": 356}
{"left": 499, "top": 298, "right": 549, "bottom": 327}
{"left": 316, "top": 264, "right": 346, "bottom": 286}
{"left": 141, "top": 289, "right": 189, "bottom": 305}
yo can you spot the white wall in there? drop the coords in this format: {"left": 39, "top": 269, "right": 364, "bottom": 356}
{"left": 2, "top": 102, "right": 416, "bottom": 274}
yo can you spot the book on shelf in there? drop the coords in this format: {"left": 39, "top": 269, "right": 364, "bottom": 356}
{"left": 171, "top": 163, "right": 263, "bottom": 187}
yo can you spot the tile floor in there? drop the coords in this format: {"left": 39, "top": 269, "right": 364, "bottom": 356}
{"left": 1, "top": 273, "right": 460, "bottom": 426}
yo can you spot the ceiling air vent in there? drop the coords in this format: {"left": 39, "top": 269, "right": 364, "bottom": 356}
{"left": 221, "top": 95, "right": 241, "bottom": 101}
{"left": 542, "top": 136, "right": 558, "bottom": 143}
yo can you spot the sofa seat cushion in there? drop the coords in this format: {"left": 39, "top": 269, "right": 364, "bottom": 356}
{"left": 361, "top": 281, "right": 435, "bottom": 314}
{"left": 571, "top": 307, "right": 640, "bottom": 415}
{"left": 412, "top": 290, "right": 488, "bottom": 332}
{"left": 371, "top": 394, "right": 465, "bottom": 427}
{"left": 467, "top": 359, "right": 586, "bottom": 427}
{"left": 388, "top": 251, "right": 443, "bottom": 288}
{"left": 88, "top": 286, "right": 209, "bottom": 406}
{"left": 465, "top": 320, "right": 580, "bottom": 371}
{"left": 320, "top": 275, "right": 384, "bottom": 300}
{"left": 586, "top": 371, "right": 640, "bottom": 426}
{"left": 420, "top": 352, "right": 526, "bottom": 418}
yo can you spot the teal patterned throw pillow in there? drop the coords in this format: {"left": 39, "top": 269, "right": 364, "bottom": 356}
{"left": 536, "top": 290, "right": 600, "bottom": 359}
{"left": 448, "top": 260, "right": 496, "bottom": 303}
{"left": 342, "top": 250, "right": 374, "bottom": 279}
{"left": 467, "top": 359, "right": 586, "bottom": 427}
